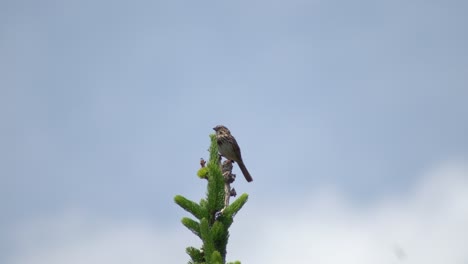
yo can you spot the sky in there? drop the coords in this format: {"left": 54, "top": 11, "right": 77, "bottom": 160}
{"left": 1, "top": 0, "right": 468, "bottom": 263}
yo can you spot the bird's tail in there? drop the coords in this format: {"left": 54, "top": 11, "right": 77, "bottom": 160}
{"left": 238, "top": 161, "right": 253, "bottom": 182}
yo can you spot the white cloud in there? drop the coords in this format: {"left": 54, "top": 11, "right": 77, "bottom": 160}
{"left": 8, "top": 161, "right": 468, "bottom": 264}
{"left": 231, "top": 160, "right": 468, "bottom": 264}
{"left": 8, "top": 211, "right": 198, "bottom": 264}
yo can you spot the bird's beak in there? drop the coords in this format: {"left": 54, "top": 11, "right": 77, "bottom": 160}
{"left": 212, "top": 127, "right": 216, "bottom": 131}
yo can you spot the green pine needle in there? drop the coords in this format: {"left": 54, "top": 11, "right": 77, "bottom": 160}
{"left": 223, "top": 193, "right": 249, "bottom": 219}
{"left": 181, "top": 217, "right": 201, "bottom": 238}
{"left": 174, "top": 195, "right": 206, "bottom": 220}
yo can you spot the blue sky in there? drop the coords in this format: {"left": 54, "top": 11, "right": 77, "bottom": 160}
{"left": 1, "top": 0, "right": 468, "bottom": 263}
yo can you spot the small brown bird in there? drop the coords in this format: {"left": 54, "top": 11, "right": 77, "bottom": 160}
{"left": 213, "top": 125, "right": 253, "bottom": 182}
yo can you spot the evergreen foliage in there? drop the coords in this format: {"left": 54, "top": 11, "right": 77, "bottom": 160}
{"left": 174, "top": 134, "right": 249, "bottom": 264}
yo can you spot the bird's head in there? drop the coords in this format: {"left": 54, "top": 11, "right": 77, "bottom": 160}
{"left": 213, "top": 125, "right": 231, "bottom": 135}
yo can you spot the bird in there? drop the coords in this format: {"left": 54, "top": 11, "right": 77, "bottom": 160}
{"left": 213, "top": 125, "right": 253, "bottom": 182}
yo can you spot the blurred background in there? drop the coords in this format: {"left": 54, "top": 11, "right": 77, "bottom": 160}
{"left": 1, "top": 0, "right": 468, "bottom": 263}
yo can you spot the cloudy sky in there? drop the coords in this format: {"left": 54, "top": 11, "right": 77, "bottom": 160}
{"left": 1, "top": 0, "right": 468, "bottom": 263}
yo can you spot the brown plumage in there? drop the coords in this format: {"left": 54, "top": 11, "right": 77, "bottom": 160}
{"left": 213, "top": 125, "right": 253, "bottom": 182}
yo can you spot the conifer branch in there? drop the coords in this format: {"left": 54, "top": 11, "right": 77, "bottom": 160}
{"left": 174, "top": 133, "right": 250, "bottom": 264}
{"left": 174, "top": 195, "right": 206, "bottom": 219}
{"left": 181, "top": 217, "right": 201, "bottom": 238}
